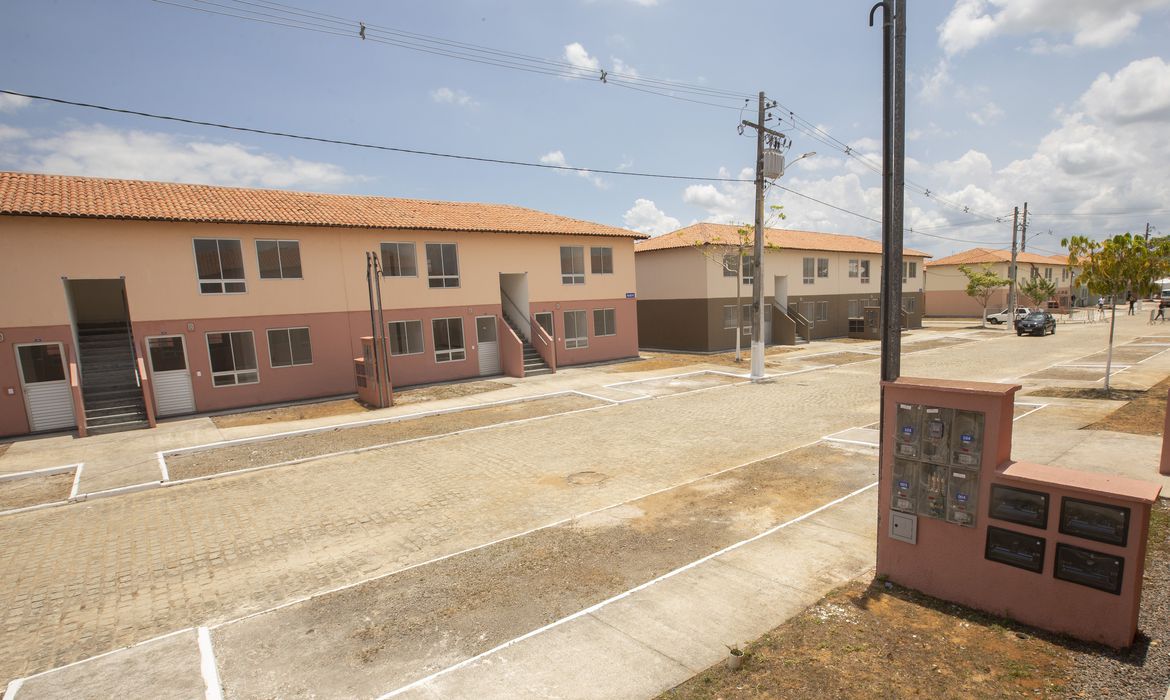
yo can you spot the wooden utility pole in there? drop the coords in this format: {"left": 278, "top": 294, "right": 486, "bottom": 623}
{"left": 1008, "top": 206, "right": 1019, "bottom": 318}
{"left": 1020, "top": 201, "right": 1029, "bottom": 253}
{"left": 750, "top": 91, "right": 766, "bottom": 381}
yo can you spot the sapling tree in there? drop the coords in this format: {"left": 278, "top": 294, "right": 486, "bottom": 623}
{"left": 959, "top": 264, "right": 1011, "bottom": 328}
{"left": 1018, "top": 275, "right": 1058, "bottom": 310}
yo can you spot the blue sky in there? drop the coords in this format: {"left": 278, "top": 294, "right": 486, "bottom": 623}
{"left": 3, "top": 0, "right": 1170, "bottom": 258}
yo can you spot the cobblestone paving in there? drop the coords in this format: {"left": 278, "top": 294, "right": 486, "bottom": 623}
{"left": 1, "top": 317, "right": 1166, "bottom": 685}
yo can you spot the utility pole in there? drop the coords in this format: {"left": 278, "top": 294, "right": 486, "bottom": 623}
{"left": 1008, "top": 207, "right": 1019, "bottom": 319}
{"left": 1146, "top": 222, "right": 1151, "bottom": 241}
{"left": 1020, "top": 201, "right": 1028, "bottom": 253}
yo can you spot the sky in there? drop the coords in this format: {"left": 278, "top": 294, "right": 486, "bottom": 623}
{"left": 3, "top": 0, "right": 1170, "bottom": 259}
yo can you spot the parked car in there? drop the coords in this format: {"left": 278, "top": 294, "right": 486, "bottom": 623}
{"left": 986, "top": 307, "right": 1030, "bottom": 325}
{"left": 1016, "top": 311, "right": 1056, "bottom": 336}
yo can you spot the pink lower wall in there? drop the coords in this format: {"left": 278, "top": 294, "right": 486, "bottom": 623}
{"left": 0, "top": 324, "right": 77, "bottom": 437}
{"left": 878, "top": 378, "right": 1160, "bottom": 649}
{"left": 498, "top": 318, "right": 524, "bottom": 379}
{"left": 927, "top": 288, "right": 1075, "bottom": 317}
{"left": 530, "top": 297, "right": 639, "bottom": 368}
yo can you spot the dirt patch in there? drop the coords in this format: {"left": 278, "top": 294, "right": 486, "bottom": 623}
{"left": 789, "top": 351, "right": 877, "bottom": 367}
{"left": 903, "top": 337, "right": 974, "bottom": 353}
{"left": 167, "top": 394, "right": 601, "bottom": 480}
{"left": 658, "top": 501, "right": 1170, "bottom": 700}
{"left": 610, "top": 372, "right": 745, "bottom": 397}
{"left": 607, "top": 347, "right": 803, "bottom": 374}
{"left": 0, "top": 443, "right": 9, "bottom": 458}
{"left": 209, "top": 382, "right": 513, "bottom": 429}
{"left": 825, "top": 337, "right": 877, "bottom": 344}
{"left": 0, "top": 471, "right": 73, "bottom": 511}
{"left": 1022, "top": 383, "right": 1168, "bottom": 436}
{"left": 212, "top": 444, "right": 876, "bottom": 698}
{"left": 1025, "top": 367, "right": 1110, "bottom": 382}
{"left": 1078, "top": 347, "right": 1163, "bottom": 365}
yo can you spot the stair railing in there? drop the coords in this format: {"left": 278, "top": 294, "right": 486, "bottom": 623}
{"left": 500, "top": 289, "right": 532, "bottom": 342}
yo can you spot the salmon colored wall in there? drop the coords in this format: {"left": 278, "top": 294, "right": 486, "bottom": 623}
{"left": 878, "top": 378, "right": 1159, "bottom": 649}
{"left": 0, "top": 325, "right": 77, "bottom": 437}
{"left": 529, "top": 298, "right": 639, "bottom": 367}
{"left": 0, "top": 216, "right": 639, "bottom": 327}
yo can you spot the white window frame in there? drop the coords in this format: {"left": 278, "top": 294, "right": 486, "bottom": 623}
{"left": 425, "top": 243, "right": 460, "bottom": 288}
{"left": 848, "top": 259, "right": 859, "bottom": 278}
{"left": 534, "top": 311, "right": 554, "bottom": 338}
{"left": 593, "top": 308, "right": 616, "bottom": 336}
{"left": 816, "top": 301, "right": 829, "bottom": 322}
{"left": 381, "top": 242, "right": 418, "bottom": 278}
{"left": 388, "top": 320, "right": 424, "bottom": 356}
{"left": 722, "top": 253, "right": 738, "bottom": 277}
{"left": 803, "top": 257, "right": 815, "bottom": 284}
{"left": 1045, "top": 267, "right": 1053, "bottom": 280}
{"left": 205, "top": 330, "right": 259, "bottom": 387}
{"left": 431, "top": 317, "right": 466, "bottom": 362}
{"left": 903, "top": 296, "right": 918, "bottom": 313}
{"left": 266, "top": 327, "right": 313, "bottom": 368}
{"left": 256, "top": 239, "right": 303, "bottom": 280}
{"left": 590, "top": 246, "right": 613, "bottom": 275}
{"left": 722, "top": 305, "right": 739, "bottom": 330}
{"left": 860, "top": 260, "right": 871, "bottom": 284}
{"left": 193, "top": 238, "right": 247, "bottom": 295}
{"left": 561, "top": 246, "right": 585, "bottom": 285}
{"left": 817, "top": 257, "right": 829, "bottom": 279}
{"left": 741, "top": 254, "right": 754, "bottom": 285}
{"left": 564, "top": 310, "right": 589, "bottom": 349}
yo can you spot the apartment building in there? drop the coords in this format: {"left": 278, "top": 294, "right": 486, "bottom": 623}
{"left": 634, "top": 223, "right": 930, "bottom": 352}
{"left": 925, "top": 248, "right": 1077, "bottom": 317}
{"left": 0, "top": 172, "right": 643, "bottom": 438}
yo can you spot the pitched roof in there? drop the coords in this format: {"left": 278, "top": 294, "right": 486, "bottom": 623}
{"left": 0, "top": 172, "right": 646, "bottom": 239}
{"left": 925, "top": 247, "right": 1067, "bottom": 267}
{"left": 635, "top": 222, "right": 930, "bottom": 257}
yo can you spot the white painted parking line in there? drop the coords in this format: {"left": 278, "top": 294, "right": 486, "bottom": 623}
{"left": 1014, "top": 403, "right": 1048, "bottom": 421}
{"left": 0, "top": 463, "right": 85, "bottom": 518}
{"left": 197, "top": 627, "right": 223, "bottom": 700}
{"left": 68, "top": 464, "right": 83, "bottom": 500}
{"left": 157, "top": 452, "right": 170, "bottom": 482}
{"left": 375, "top": 480, "right": 879, "bottom": 699}
{"left": 3, "top": 628, "right": 194, "bottom": 694}
{"left": 0, "top": 463, "right": 80, "bottom": 482}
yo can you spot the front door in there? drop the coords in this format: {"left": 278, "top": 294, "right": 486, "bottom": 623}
{"left": 147, "top": 335, "right": 195, "bottom": 417}
{"left": 476, "top": 316, "right": 501, "bottom": 376}
{"left": 15, "top": 343, "right": 77, "bottom": 433}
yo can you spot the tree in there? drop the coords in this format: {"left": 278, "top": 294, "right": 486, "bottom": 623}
{"left": 1063, "top": 233, "right": 1170, "bottom": 392}
{"left": 693, "top": 206, "right": 785, "bottom": 362}
{"left": 959, "top": 264, "right": 1011, "bottom": 328}
{"left": 1018, "top": 275, "right": 1058, "bottom": 309}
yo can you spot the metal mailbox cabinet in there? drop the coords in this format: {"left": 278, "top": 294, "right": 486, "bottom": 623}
{"left": 950, "top": 409, "right": 986, "bottom": 468}
{"left": 892, "top": 458, "right": 919, "bottom": 513}
{"left": 919, "top": 406, "right": 953, "bottom": 465}
{"left": 895, "top": 403, "right": 921, "bottom": 458}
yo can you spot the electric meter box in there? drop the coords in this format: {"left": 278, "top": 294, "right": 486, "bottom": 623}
{"left": 895, "top": 403, "right": 921, "bottom": 458}
{"left": 950, "top": 410, "right": 986, "bottom": 468}
{"left": 946, "top": 467, "right": 979, "bottom": 527}
{"left": 891, "top": 459, "right": 919, "bottom": 513}
{"left": 917, "top": 462, "right": 949, "bottom": 520}
{"left": 919, "top": 406, "right": 954, "bottom": 465}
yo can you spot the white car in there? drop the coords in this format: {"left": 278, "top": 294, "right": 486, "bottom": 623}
{"left": 986, "top": 307, "right": 1030, "bottom": 325}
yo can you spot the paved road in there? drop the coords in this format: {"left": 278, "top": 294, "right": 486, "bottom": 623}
{"left": 1, "top": 316, "right": 1167, "bottom": 686}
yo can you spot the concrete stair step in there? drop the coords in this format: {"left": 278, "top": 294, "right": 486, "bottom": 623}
{"left": 86, "top": 410, "right": 147, "bottom": 427}
{"left": 524, "top": 368, "right": 553, "bottom": 377}
{"left": 86, "top": 419, "right": 151, "bottom": 436}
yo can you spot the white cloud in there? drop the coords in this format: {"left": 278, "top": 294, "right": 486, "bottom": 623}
{"left": 918, "top": 58, "right": 952, "bottom": 102}
{"left": 539, "top": 149, "right": 608, "bottom": 189}
{"left": 623, "top": 198, "right": 680, "bottom": 235}
{"left": 0, "top": 93, "right": 31, "bottom": 113}
{"left": 682, "top": 167, "right": 754, "bottom": 223}
{"left": 612, "top": 57, "right": 639, "bottom": 79}
{"left": 1, "top": 123, "right": 354, "bottom": 189}
{"left": 938, "top": 0, "right": 1170, "bottom": 56}
{"left": 563, "top": 42, "right": 600, "bottom": 72}
{"left": 968, "top": 102, "right": 1005, "bottom": 125}
{"left": 1080, "top": 57, "right": 1170, "bottom": 124}
{"left": 430, "top": 87, "right": 478, "bottom": 108}
{"left": 0, "top": 124, "right": 28, "bottom": 141}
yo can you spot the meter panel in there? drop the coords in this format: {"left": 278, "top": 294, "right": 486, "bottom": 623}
{"left": 919, "top": 406, "right": 953, "bottom": 465}
{"left": 917, "top": 462, "right": 948, "bottom": 520}
{"left": 891, "top": 459, "right": 919, "bottom": 513}
{"left": 950, "top": 410, "right": 986, "bottom": 468}
{"left": 895, "top": 403, "right": 921, "bottom": 458}
{"left": 946, "top": 468, "right": 979, "bottom": 527}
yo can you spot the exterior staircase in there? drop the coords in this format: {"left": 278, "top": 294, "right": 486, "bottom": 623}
{"left": 76, "top": 323, "right": 150, "bottom": 435}
{"left": 502, "top": 316, "right": 553, "bottom": 377}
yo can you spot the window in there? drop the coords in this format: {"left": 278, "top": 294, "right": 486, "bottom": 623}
{"left": 564, "top": 310, "right": 588, "bottom": 349}
{"left": 590, "top": 247, "right": 613, "bottom": 274}
{"left": 206, "top": 331, "right": 258, "bottom": 386}
{"left": 194, "top": 239, "right": 246, "bottom": 294}
{"left": 848, "top": 299, "right": 862, "bottom": 318}
{"left": 803, "top": 257, "right": 815, "bottom": 284}
{"left": 903, "top": 297, "right": 917, "bottom": 313}
{"left": 558, "top": 246, "right": 585, "bottom": 284}
{"left": 849, "top": 259, "right": 859, "bottom": 278}
{"left": 267, "top": 327, "right": 312, "bottom": 367}
{"left": 722, "top": 253, "right": 738, "bottom": 277}
{"left": 426, "top": 243, "right": 460, "bottom": 288}
{"left": 431, "top": 317, "right": 466, "bottom": 362}
{"left": 535, "top": 312, "right": 554, "bottom": 337}
{"left": 593, "top": 308, "right": 616, "bottom": 336}
{"left": 388, "top": 320, "right": 424, "bottom": 355}
{"left": 817, "top": 258, "right": 829, "bottom": 278}
{"left": 256, "top": 240, "right": 302, "bottom": 279}
{"left": 381, "top": 242, "right": 417, "bottom": 277}
{"left": 816, "top": 301, "right": 829, "bottom": 322}
{"left": 1031, "top": 267, "right": 1039, "bottom": 279}
{"left": 901, "top": 261, "right": 917, "bottom": 282}
{"left": 722, "top": 305, "right": 740, "bottom": 329}
{"left": 741, "top": 255, "right": 754, "bottom": 285}
{"left": 860, "top": 260, "right": 871, "bottom": 284}
{"left": 1062, "top": 267, "right": 1069, "bottom": 280}
{"left": 1045, "top": 267, "right": 1053, "bottom": 280}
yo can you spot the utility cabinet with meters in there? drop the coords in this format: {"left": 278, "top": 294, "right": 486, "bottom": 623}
{"left": 877, "top": 377, "right": 1163, "bottom": 650}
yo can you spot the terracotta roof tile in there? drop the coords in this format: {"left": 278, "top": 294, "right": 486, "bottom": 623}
{"left": 925, "top": 247, "right": 1067, "bottom": 267}
{"left": 0, "top": 172, "right": 646, "bottom": 239}
{"left": 635, "top": 222, "right": 930, "bottom": 257}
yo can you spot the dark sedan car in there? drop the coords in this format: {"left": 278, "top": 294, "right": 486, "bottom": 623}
{"left": 1016, "top": 311, "right": 1056, "bottom": 336}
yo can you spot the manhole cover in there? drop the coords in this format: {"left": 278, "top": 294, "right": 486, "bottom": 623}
{"left": 567, "top": 471, "right": 608, "bottom": 485}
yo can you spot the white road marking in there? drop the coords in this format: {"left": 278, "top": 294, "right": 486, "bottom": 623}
{"left": 197, "top": 627, "right": 224, "bottom": 700}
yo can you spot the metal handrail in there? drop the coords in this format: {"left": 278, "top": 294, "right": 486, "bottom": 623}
{"left": 500, "top": 289, "right": 531, "bottom": 341}
{"left": 774, "top": 302, "right": 811, "bottom": 342}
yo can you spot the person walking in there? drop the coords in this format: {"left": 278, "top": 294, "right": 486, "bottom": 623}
{"left": 1097, "top": 297, "right": 1105, "bottom": 321}
{"left": 1128, "top": 294, "right": 1136, "bottom": 316}
{"left": 1157, "top": 300, "right": 1167, "bottom": 323}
